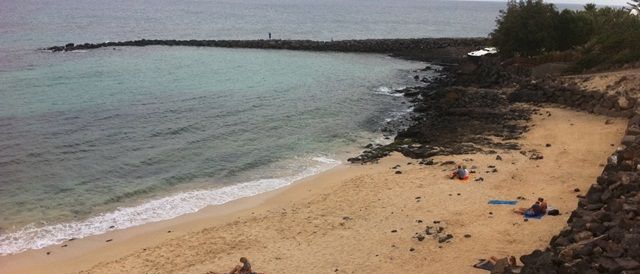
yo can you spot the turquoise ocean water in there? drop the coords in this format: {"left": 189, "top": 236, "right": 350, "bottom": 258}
{"left": 0, "top": 0, "right": 581, "bottom": 255}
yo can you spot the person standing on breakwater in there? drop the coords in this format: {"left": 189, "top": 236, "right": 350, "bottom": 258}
{"left": 268, "top": 32, "right": 271, "bottom": 40}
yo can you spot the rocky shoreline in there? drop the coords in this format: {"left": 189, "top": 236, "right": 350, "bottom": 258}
{"left": 351, "top": 59, "right": 637, "bottom": 164}
{"left": 384, "top": 53, "right": 640, "bottom": 274}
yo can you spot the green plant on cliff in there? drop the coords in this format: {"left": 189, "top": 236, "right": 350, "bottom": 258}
{"left": 576, "top": 7, "right": 640, "bottom": 70}
{"left": 491, "top": 0, "right": 640, "bottom": 70}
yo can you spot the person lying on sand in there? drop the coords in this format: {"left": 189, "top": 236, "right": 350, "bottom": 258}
{"left": 513, "top": 201, "right": 543, "bottom": 217}
{"left": 450, "top": 165, "right": 469, "bottom": 180}
{"left": 207, "top": 257, "right": 263, "bottom": 274}
{"left": 473, "top": 256, "right": 520, "bottom": 272}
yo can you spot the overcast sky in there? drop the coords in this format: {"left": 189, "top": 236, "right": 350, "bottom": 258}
{"left": 548, "top": 0, "right": 626, "bottom": 5}
{"left": 473, "top": 0, "right": 628, "bottom": 6}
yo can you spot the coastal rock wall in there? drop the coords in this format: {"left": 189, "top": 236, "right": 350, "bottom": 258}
{"left": 509, "top": 79, "right": 637, "bottom": 118}
{"left": 46, "top": 38, "right": 488, "bottom": 54}
{"left": 516, "top": 106, "right": 640, "bottom": 273}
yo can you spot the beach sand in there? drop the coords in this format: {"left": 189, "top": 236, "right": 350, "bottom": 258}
{"left": 0, "top": 107, "right": 626, "bottom": 274}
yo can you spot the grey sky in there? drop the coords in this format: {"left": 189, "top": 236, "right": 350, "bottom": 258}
{"left": 471, "top": 0, "right": 628, "bottom": 7}
{"left": 549, "top": 0, "right": 625, "bottom": 5}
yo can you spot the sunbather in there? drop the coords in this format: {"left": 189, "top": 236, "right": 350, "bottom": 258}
{"left": 450, "top": 165, "right": 469, "bottom": 180}
{"left": 538, "top": 197, "right": 548, "bottom": 214}
{"left": 207, "top": 257, "right": 262, "bottom": 274}
{"left": 513, "top": 201, "right": 543, "bottom": 217}
{"left": 473, "top": 256, "right": 519, "bottom": 272}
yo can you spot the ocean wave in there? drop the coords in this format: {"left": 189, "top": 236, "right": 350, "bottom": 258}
{"left": 373, "top": 86, "right": 403, "bottom": 97}
{"left": 0, "top": 156, "right": 340, "bottom": 256}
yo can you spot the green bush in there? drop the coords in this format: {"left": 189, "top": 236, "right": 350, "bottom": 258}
{"left": 491, "top": 0, "right": 560, "bottom": 57}
{"left": 491, "top": 0, "right": 640, "bottom": 70}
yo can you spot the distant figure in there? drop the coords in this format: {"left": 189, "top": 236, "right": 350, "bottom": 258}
{"left": 268, "top": 32, "right": 271, "bottom": 40}
{"left": 207, "top": 257, "right": 262, "bottom": 274}
{"left": 450, "top": 165, "right": 469, "bottom": 180}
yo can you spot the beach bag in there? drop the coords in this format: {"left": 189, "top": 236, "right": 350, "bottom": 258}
{"left": 547, "top": 209, "right": 560, "bottom": 216}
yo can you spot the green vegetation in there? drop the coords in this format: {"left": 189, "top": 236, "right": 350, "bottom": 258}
{"left": 490, "top": 0, "right": 640, "bottom": 70}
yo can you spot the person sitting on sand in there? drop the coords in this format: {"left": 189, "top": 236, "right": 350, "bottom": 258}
{"left": 538, "top": 197, "right": 548, "bottom": 214}
{"left": 207, "top": 257, "right": 261, "bottom": 274}
{"left": 473, "top": 256, "right": 520, "bottom": 272}
{"left": 513, "top": 201, "right": 543, "bottom": 217}
{"left": 450, "top": 165, "right": 469, "bottom": 180}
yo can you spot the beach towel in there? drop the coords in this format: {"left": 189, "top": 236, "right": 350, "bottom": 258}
{"left": 526, "top": 206, "right": 557, "bottom": 219}
{"left": 524, "top": 210, "right": 544, "bottom": 219}
{"left": 488, "top": 200, "right": 518, "bottom": 205}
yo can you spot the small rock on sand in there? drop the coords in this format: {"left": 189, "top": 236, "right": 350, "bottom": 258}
{"left": 395, "top": 171, "right": 402, "bottom": 174}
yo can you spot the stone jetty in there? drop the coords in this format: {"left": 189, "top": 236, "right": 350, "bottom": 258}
{"left": 45, "top": 37, "right": 487, "bottom": 54}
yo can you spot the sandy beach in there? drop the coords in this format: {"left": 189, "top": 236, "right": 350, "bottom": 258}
{"left": 0, "top": 106, "right": 625, "bottom": 274}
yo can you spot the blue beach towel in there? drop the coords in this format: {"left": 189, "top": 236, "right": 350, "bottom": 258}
{"left": 488, "top": 200, "right": 518, "bottom": 205}
{"left": 524, "top": 206, "right": 556, "bottom": 220}
{"left": 524, "top": 211, "right": 544, "bottom": 219}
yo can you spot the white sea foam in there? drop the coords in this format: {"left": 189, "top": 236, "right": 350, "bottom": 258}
{"left": 0, "top": 157, "right": 340, "bottom": 256}
{"left": 373, "top": 86, "right": 403, "bottom": 97}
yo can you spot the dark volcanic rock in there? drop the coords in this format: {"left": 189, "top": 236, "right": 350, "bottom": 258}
{"left": 519, "top": 109, "right": 640, "bottom": 273}
{"left": 47, "top": 37, "right": 489, "bottom": 55}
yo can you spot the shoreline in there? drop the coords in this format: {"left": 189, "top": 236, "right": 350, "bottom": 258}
{"left": 0, "top": 160, "right": 365, "bottom": 273}
{"left": 0, "top": 106, "right": 626, "bottom": 273}
{"left": 0, "top": 50, "right": 431, "bottom": 257}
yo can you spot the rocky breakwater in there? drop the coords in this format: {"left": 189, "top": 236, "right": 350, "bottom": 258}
{"left": 511, "top": 107, "right": 640, "bottom": 274}
{"left": 45, "top": 38, "right": 487, "bottom": 55}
